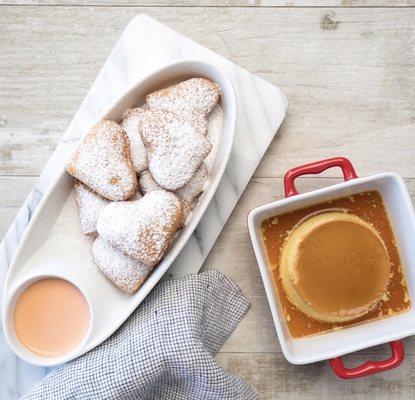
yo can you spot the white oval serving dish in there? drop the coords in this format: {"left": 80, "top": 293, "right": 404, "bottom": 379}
{"left": 2, "top": 59, "right": 236, "bottom": 366}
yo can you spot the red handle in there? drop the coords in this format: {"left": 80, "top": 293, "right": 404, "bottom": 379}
{"left": 284, "top": 157, "right": 358, "bottom": 197}
{"left": 284, "top": 157, "right": 405, "bottom": 379}
{"left": 329, "top": 341, "right": 405, "bottom": 379}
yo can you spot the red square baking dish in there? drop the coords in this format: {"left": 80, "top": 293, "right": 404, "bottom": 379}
{"left": 247, "top": 157, "right": 415, "bottom": 379}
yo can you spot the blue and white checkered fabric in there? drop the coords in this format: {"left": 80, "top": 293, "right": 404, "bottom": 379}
{"left": 21, "top": 270, "right": 258, "bottom": 400}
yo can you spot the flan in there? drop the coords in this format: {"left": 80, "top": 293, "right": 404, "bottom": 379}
{"left": 280, "top": 211, "right": 391, "bottom": 324}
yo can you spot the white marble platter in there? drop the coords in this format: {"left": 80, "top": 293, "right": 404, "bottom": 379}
{"left": 0, "top": 14, "right": 287, "bottom": 396}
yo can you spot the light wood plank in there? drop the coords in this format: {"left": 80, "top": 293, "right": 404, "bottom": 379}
{"left": 0, "top": 7, "right": 414, "bottom": 177}
{"left": 1, "top": 1, "right": 414, "bottom": 7}
{"left": 0, "top": 176, "right": 37, "bottom": 208}
{"left": 1, "top": 4, "right": 415, "bottom": 396}
{"left": 216, "top": 352, "right": 415, "bottom": 399}
{"left": 0, "top": 177, "right": 36, "bottom": 236}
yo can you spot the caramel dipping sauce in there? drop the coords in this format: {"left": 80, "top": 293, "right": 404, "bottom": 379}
{"left": 13, "top": 278, "right": 90, "bottom": 357}
{"left": 261, "top": 190, "right": 411, "bottom": 338}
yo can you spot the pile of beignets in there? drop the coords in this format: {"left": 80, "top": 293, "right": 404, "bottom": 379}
{"left": 66, "top": 78, "right": 221, "bottom": 294}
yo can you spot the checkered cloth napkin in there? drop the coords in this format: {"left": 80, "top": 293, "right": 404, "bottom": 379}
{"left": 21, "top": 270, "right": 258, "bottom": 400}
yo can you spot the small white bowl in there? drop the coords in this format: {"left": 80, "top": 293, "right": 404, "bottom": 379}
{"left": 4, "top": 274, "right": 93, "bottom": 366}
{"left": 247, "top": 157, "right": 415, "bottom": 378}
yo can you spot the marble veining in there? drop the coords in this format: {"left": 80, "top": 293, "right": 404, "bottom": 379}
{"left": 0, "top": 15, "right": 287, "bottom": 398}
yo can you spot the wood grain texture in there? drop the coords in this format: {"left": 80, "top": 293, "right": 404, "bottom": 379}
{"left": 216, "top": 352, "right": 415, "bottom": 399}
{"left": 0, "top": 7, "right": 414, "bottom": 177}
{"left": 0, "top": 177, "right": 36, "bottom": 237}
{"left": 1, "top": 1, "right": 414, "bottom": 7}
{"left": 1, "top": 3, "right": 415, "bottom": 396}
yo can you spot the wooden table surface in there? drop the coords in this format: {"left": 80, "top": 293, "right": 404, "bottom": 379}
{"left": 1, "top": 1, "right": 415, "bottom": 398}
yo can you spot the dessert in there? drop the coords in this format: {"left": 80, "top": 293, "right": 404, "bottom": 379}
{"left": 66, "top": 120, "right": 137, "bottom": 201}
{"left": 92, "top": 237, "right": 153, "bottom": 294}
{"left": 139, "top": 162, "right": 208, "bottom": 218}
{"left": 146, "top": 77, "right": 221, "bottom": 135}
{"left": 280, "top": 212, "right": 390, "bottom": 324}
{"left": 96, "top": 190, "right": 184, "bottom": 267}
{"left": 176, "top": 162, "right": 208, "bottom": 217}
{"left": 121, "top": 108, "right": 148, "bottom": 173}
{"left": 140, "top": 109, "right": 211, "bottom": 191}
{"left": 261, "top": 191, "right": 411, "bottom": 338}
{"left": 66, "top": 76, "right": 221, "bottom": 293}
{"left": 138, "top": 169, "right": 161, "bottom": 194}
{"left": 74, "top": 181, "right": 109, "bottom": 236}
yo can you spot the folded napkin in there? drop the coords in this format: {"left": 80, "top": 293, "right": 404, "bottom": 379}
{"left": 21, "top": 270, "right": 258, "bottom": 400}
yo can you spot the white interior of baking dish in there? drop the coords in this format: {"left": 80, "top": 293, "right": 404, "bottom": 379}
{"left": 248, "top": 172, "right": 415, "bottom": 364}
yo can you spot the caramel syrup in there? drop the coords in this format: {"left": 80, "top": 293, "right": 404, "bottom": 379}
{"left": 261, "top": 190, "right": 411, "bottom": 338}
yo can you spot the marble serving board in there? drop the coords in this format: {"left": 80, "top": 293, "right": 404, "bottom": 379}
{"left": 0, "top": 14, "right": 287, "bottom": 397}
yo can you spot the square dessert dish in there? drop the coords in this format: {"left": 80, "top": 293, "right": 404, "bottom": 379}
{"left": 248, "top": 157, "right": 415, "bottom": 379}
{"left": 2, "top": 60, "right": 236, "bottom": 366}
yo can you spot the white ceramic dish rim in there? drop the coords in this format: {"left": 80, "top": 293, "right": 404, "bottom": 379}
{"left": 247, "top": 170, "right": 415, "bottom": 365}
{"left": 2, "top": 59, "right": 237, "bottom": 366}
{"left": 5, "top": 272, "right": 94, "bottom": 361}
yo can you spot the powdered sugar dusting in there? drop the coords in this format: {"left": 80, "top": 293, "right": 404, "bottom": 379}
{"left": 187, "top": 111, "right": 209, "bottom": 136}
{"left": 92, "top": 237, "right": 153, "bottom": 294}
{"left": 28, "top": 191, "right": 98, "bottom": 274}
{"left": 97, "top": 190, "right": 183, "bottom": 267}
{"left": 146, "top": 77, "right": 220, "bottom": 135}
{"left": 64, "top": 77, "right": 222, "bottom": 293}
{"left": 74, "top": 181, "right": 109, "bottom": 236}
{"left": 177, "top": 162, "right": 208, "bottom": 218}
{"left": 139, "top": 163, "right": 208, "bottom": 220}
{"left": 66, "top": 120, "right": 137, "bottom": 201}
{"left": 129, "top": 190, "right": 143, "bottom": 201}
{"left": 121, "top": 108, "right": 148, "bottom": 173}
{"left": 74, "top": 180, "right": 142, "bottom": 237}
{"left": 140, "top": 109, "right": 211, "bottom": 191}
{"left": 139, "top": 170, "right": 161, "bottom": 194}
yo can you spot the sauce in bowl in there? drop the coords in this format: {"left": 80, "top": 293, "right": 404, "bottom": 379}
{"left": 13, "top": 278, "right": 90, "bottom": 357}
{"left": 261, "top": 190, "right": 411, "bottom": 338}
